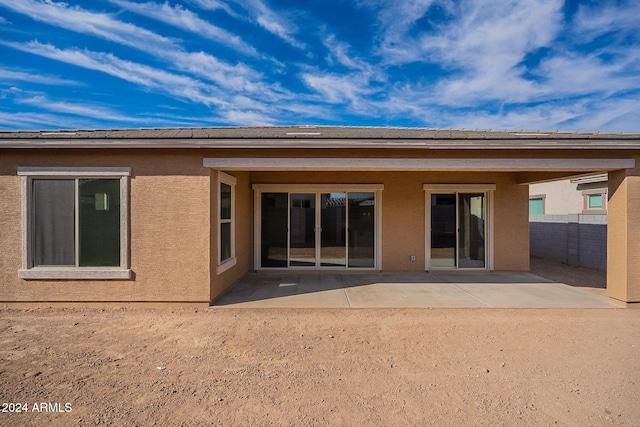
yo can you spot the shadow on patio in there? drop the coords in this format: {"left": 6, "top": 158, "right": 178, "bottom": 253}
{"left": 213, "top": 271, "right": 619, "bottom": 309}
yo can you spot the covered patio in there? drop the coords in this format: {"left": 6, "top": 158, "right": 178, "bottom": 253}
{"left": 214, "top": 271, "right": 619, "bottom": 309}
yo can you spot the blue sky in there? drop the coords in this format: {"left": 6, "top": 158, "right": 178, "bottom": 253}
{"left": 0, "top": 0, "right": 639, "bottom": 130}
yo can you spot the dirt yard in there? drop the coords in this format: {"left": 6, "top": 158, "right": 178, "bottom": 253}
{"left": 1, "top": 307, "right": 639, "bottom": 426}
{"left": 1, "top": 262, "right": 639, "bottom": 426}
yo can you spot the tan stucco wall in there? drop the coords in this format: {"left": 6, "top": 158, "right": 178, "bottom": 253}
{"left": 0, "top": 150, "right": 211, "bottom": 304}
{"left": 209, "top": 170, "right": 253, "bottom": 303}
{"left": 248, "top": 170, "right": 530, "bottom": 273}
{"left": 10, "top": 146, "right": 633, "bottom": 304}
{"left": 608, "top": 166, "right": 640, "bottom": 303}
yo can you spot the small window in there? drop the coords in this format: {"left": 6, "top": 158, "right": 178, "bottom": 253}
{"left": 588, "top": 194, "right": 603, "bottom": 209}
{"left": 582, "top": 190, "right": 607, "bottom": 214}
{"left": 18, "top": 167, "right": 131, "bottom": 279}
{"left": 217, "top": 172, "right": 237, "bottom": 274}
{"left": 529, "top": 197, "right": 544, "bottom": 215}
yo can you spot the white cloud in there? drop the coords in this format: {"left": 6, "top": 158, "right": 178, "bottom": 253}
{"left": 110, "top": 0, "right": 258, "bottom": 57}
{"left": 366, "top": 0, "right": 438, "bottom": 63}
{"left": 0, "top": 0, "right": 268, "bottom": 93}
{"left": 231, "top": 0, "right": 305, "bottom": 49}
{"left": 0, "top": 67, "right": 79, "bottom": 85}
{"left": 188, "top": 0, "right": 238, "bottom": 17}
{"left": 0, "top": 0, "right": 177, "bottom": 52}
{"left": 572, "top": 1, "right": 640, "bottom": 41}
{"left": 16, "top": 95, "right": 141, "bottom": 122}
{"left": 535, "top": 51, "right": 640, "bottom": 98}
{"left": 0, "top": 110, "right": 86, "bottom": 129}
{"left": 0, "top": 40, "right": 291, "bottom": 127}
{"left": 301, "top": 72, "right": 380, "bottom": 112}
{"left": 323, "top": 34, "right": 372, "bottom": 73}
{"left": 1, "top": 40, "right": 229, "bottom": 107}
{"left": 217, "top": 109, "right": 275, "bottom": 126}
{"left": 415, "top": 0, "right": 563, "bottom": 105}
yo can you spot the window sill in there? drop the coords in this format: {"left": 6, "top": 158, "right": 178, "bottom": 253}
{"left": 216, "top": 258, "right": 237, "bottom": 275}
{"left": 582, "top": 209, "right": 607, "bottom": 215}
{"left": 19, "top": 268, "right": 133, "bottom": 280}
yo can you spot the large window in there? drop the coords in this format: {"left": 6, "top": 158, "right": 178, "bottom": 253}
{"left": 18, "top": 167, "right": 131, "bottom": 279}
{"left": 217, "top": 172, "right": 237, "bottom": 274}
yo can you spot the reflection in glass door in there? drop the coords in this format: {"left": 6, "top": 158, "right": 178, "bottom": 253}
{"left": 348, "top": 192, "right": 375, "bottom": 268}
{"left": 261, "top": 193, "right": 288, "bottom": 267}
{"left": 430, "top": 194, "right": 456, "bottom": 267}
{"left": 430, "top": 193, "right": 486, "bottom": 269}
{"left": 290, "top": 194, "right": 316, "bottom": 267}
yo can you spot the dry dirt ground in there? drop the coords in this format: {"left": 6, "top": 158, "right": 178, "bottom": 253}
{"left": 1, "top": 261, "right": 639, "bottom": 426}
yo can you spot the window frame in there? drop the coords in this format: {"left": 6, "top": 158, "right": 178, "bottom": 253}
{"left": 217, "top": 171, "right": 237, "bottom": 275}
{"left": 581, "top": 188, "right": 607, "bottom": 214}
{"left": 424, "top": 184, "right": 495, "bottom": 271}
{"left": 529, "top": 195, "right": 546, "bottom": 215}
{"left": 18, "top": 167, "right": 132, "bottom": 280}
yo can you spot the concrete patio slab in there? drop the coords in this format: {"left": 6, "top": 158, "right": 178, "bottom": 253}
{"left": 345, "top": 283, "right": 488, "bottom": 308}
{"left": 213, "top": 272, "right": 621, "bottom": 309}
{"left": 454, "top": 283, "right": 616, "bottom": 308}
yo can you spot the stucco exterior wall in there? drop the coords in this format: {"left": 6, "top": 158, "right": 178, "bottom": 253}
{"left": 529, "top": 178, "right": 608, "bottom": 215}
{"left": 248, "top": 170, "right": 530, "bottom": 272}
{"left": 0, "top": 150, "right": 211, "bottom": 304}
{"left": 608, "top": 166, "right": 640, "bottom": 303}
{"left": 0, "top": 148, "right": 553, "bottom": 304}
{"left": 529, "top": 179, "right": 586, "bottom": 215}
{"left": 210, "top": 170, "right": 253, "bottom": 303}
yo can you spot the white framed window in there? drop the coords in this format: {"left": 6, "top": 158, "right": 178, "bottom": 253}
{"left": 217, "top": 171, "right": 237, "bottom": 274}
{"left": 582, "top": 189, "right": 607, "bottom": 214}
{"left": 18, "top": 167, "right": 132, "bottom": 279}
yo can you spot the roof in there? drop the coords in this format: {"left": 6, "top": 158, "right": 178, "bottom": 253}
{"left": 1, "top": 126, "right": 639, "bottom": 149}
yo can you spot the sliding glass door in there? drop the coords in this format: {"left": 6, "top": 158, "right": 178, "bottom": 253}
{"left": 260, "top": 190, "right": 376, "bottom": 269}
{"left": 430, "top": 192, "right": 486, "bottom": 269}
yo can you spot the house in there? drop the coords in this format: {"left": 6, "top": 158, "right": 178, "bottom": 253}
{"left": 529, "top": 174, "right": 608, "bottom": 216}
{"left": 0, "top": 127, "right": 638, "bottom": 307}
{"left": 529, "top": 174, "right": 608, "bottom": 270}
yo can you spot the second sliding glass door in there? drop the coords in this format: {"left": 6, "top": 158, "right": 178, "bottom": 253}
{"left": 260, "top": 191, "right": 375, "bottom": 269}
{"left": 430, "top": 192, "right": 486, "bottom": 269}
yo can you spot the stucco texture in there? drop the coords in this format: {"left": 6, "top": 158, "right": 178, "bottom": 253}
{"left": 248, "top": 170, "right": 530, "bottom": 273}
{"left": 608, "top": 169, "right": 640, "bottom": 303}
{"left": 0, "top": 150, "right": 211, "bottom": 304}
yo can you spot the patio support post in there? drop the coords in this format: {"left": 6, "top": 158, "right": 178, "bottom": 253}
{"left": 607, "top": 164, "right": 640, "bottom": 305}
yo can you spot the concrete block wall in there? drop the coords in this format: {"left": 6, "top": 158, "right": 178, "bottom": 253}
{"left": 529, "top": 214, "right": 607, "bottom": 271}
